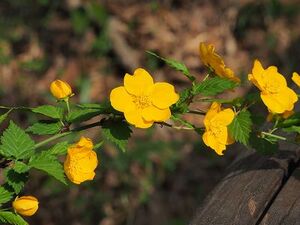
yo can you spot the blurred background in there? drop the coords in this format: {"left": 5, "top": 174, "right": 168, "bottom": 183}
{"left": 1, "top": 0, "right": 300, "bottom": 224}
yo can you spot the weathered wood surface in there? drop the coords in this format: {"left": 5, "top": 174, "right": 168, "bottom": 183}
{"left": 190, "top": 148, "right": 300, "bottom": 225}
{"left": 260, "top": 164, "right": 300, "bottom": 225}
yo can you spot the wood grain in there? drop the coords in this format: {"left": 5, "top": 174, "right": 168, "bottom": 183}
{"left": 190, "top": 149, "right": 300, "bottom": 225}
{"left": 259, "top": 164, "right": 300, "bottom": 225}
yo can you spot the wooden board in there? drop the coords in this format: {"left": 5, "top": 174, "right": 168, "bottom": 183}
{"left": 259, "top": 165, "right": 300, "bottom": 225}
{"left": 189, "top": 148, "right": 300, "bottom": 225}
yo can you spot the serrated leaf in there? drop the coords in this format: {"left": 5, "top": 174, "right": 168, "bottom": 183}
{"left": 0, "top": 121, "right": 35, "bottom": 159}
{"left": 192, "top": 77, "right": 237, "bottom": 96}
{"left": 146, "top": 51, "right": 195, "bottom": 81}
{"left": 48, "top": 141, "right": 69, "bottom": 156}
{"left": 0, "top": 211, "right": 28, "bottom": 225}
{"left": 228, "top": 110, "right": 252, "bottom": 145}
{"left": 77, "top": 101, "right": 116, "bottom": 112}
{"left": 29, "top": 151, "right": 66, "bottom": 184}
{"left": 101, "top": 120, "right": 132, "bottom": 152}
{"left": 13, "top": 161, "right": 30, "bottom": 174}
{"left": 171, "top": 115, "right": 194, "bottom": 128}
{"left": 66, "top": 108, "right": 101, "bottom": 123}
{"left": 31, "top": 105, "right": 63, "bottom": 119}
{"left": 0, "top": 187, "right": 13, "bottom": 205}
{"left": 4, "top": 169, "right": 28, "bottom": 194}
{"left": 249, "top": 133, "right": 278, "bottom": 155}
{"left": 26, "top": 122, "right": 62, "bottom": 135}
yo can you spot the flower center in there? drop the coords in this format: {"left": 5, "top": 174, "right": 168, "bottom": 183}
{"left": 264, "top": 81, "right": 280, "bottom": 94}
{"left": 132, "top": 95, "right": 151, "bottom": 109}
{"left": 211, "top": 124, "right": 223, "bottom": 137}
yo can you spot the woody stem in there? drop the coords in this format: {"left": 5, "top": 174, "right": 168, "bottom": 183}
{"left": 34, "top": 121, "right": 102, "bottom": 149}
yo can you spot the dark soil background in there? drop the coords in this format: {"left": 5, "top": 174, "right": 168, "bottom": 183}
{"left": 1, "top": 0, "right": 300, "bottom": 225}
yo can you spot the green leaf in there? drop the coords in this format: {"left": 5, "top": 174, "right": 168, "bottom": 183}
{"left": 283, "top": 125, "right": 300, "bottom": 133}
{"left": 0, "top": 121, "right": 35, "bottom": 159}
{"left": 192, "top": 77, "right": 237, "bottom": 96}
{"left": 0, "top": 109, "right": 12, "bottom": 125}
{"left": 278, "top": 112, "right": 300, "bottom": 128}
{"left": 171, "top": 88, "right": 192, "bottom": 113}
{"left": 26, "top": 122, "right": 62, "bottom": 135}
{"left": 0, "top": 211, "right": 28, "bottom": 225}
{"left": 29, "top": 151, "right": 66, "bottom": 184}
{"left": 13, "top": 161, "right": 30, "bottom": 174}
{"left": 101, "top": 120, "right": 132, "bottom": 152}
{"left": 249, "top": 133, "right": 278, "bottom": 155}
{"left": 4, "top": 169, "right": 28, "bottom": 194}
{"left": 67, "top": 108, "right": 101, "bottom": 123}
{"left": 228, "top": 110, "right": 252, "bottom": 145}
{"left": 48, "top": 141, "right": 69, "bottom": 156}
{"left": 146, "top": 51, "right": 195, "bottom": 81}
{"left": 171, "top": 115, "right": 194, "bottom": 129}
{"left": 31, "top": 105, "right": 63, "bottom": 120}
{"left": 0, "top": 187, "right": 13, "bottom": 205}
{"left": 77, "top": 101, "right": 116, "bottom": 113}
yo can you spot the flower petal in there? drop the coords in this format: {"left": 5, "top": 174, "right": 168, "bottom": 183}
{"left": 212, "top": 108, "right": 235, "bottom": 126}
{"left": 142, "top": 106, "right": 171, "bottom": 122}
{"left": 203, "top": 102, "right": 221, "bottom": 127}
{"left": 261, "top": 87, "right": 298, "bottom": 113}
{"left": 110, "top": 86, "right": 135, "bottom": 112}
{"left": 249, "top": 60, "right": 264, "bottom": 90}
{"left": 292, "top": 72, "right": 300, "bottom": 87}
{"left": 151, "top": 82, "right": 179, "bottom": 109}
{"left": 202, "top": 131, "right": 226, "bottom": 155}
{"left": 124, "top": 109, "right": 153, "bottom": 128}
{"left": 124, "top": 68, "right": 154, "bottom": 95}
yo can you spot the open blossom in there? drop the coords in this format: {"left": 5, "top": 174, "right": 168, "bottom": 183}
{"left": 13, "top": 196, "right": 39, "bottom": 216}
{"left": 202, "top": 102, "right": 235, "bottom": 155}
{"left": 50, "top": 79, "right": 73, "bottom": 100}
{"left": 199, "top": 42, "right": 240, "bottom": 83}
{"left": 110, "top": 68, "right": 179, "bottom": 128}
{"left": 292, "top": 72, "right": 300, "bottom": 87}
{"left": 64, "top": 137, "right": 98, "bottom": 184}
{"left": 248, "top": 60, "right": 298, "bottom": 114}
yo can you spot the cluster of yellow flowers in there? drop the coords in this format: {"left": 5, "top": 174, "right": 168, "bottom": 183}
{"left": 13, "top": 42, "right": 300, "bottom": 218}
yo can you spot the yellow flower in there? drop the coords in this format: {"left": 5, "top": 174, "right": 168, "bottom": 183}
{"left": 50, "top": 79, "right": 73, "bottom": 100}
{"left": 64, "top": 137, "right": 98, "bottom": 184}
{"left": 248, "top": 60, "right": 298, "bottom": 114}
{"left": 202, "top": 102, "right": 234, "bottom": 155}
{"left": 12, "top": 196, "right": 39, "bottom": 216}
{"left": 292, "top": 72, "right": 300, "bottom": 87}
{"left": 110, "top": 68, "right": 179, "bottom": 128}
{"left": 199, "top": 42, "right": 240, "bottom": 82}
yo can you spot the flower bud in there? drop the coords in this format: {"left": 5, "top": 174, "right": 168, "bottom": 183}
{"left": 64, "top": 137, "right": 98, "bottom": 184}
{"left": 50, "top": 79, "right": 73, "bottom": 100}
{"left": 12, "top": 196, "right": 39, "bottom": 216}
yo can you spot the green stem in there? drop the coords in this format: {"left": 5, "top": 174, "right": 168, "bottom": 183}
{"left": 34, "top": 121, "right": 102, "bottom": 149}
{"left": 64, "top": 98, "right": 70, "bottom": 114}
{"left": 34, "top": 132, "right": 71, "bottom": 149}
{"left": 195, "top": 98, "right": 233, "bottom": 103}
{"left": 261, "top": 132, "right": 286, "bottom": 141}
{"left": 157, "top": 122, "right": 195, "bottom": 130}
{"left": 187, "top": 109, "right": 206, "bottom": 115}
{"left": 0, "top": 106, "right": 30, "bottom": 110}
